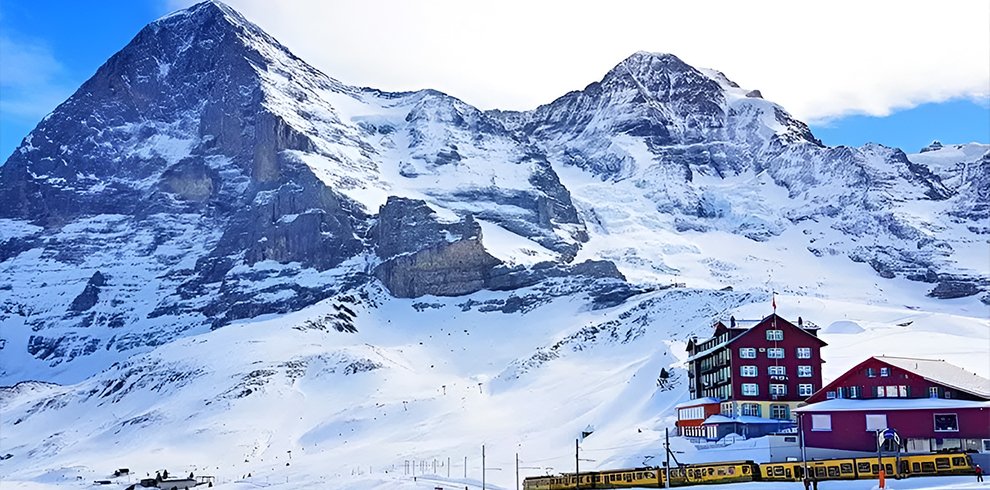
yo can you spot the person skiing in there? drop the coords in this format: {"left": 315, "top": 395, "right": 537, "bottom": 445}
{"left": 976, "top": 464, "right": 984, "bottom": 482}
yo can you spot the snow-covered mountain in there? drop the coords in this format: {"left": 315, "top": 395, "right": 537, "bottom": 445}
{"left": 0, "top": 2, "right": 987, "bottom": 488}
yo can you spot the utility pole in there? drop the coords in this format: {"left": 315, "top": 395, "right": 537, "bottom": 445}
{"left": 664, "top": 428, "right": 671, "bottom": 488}
{"left": 447, "top": 457, "right": 451, "bottom": 478}
{"left": 464, "top": 456, "right": 467, "bottom": 479}
{"left": 515, "top": 453, "right": 519, "bottom": 490}
{"left": 575, "top": 438, "right": 580, "bottom": 490}
{"left": 877, "top": 429, "right": 885, "bottom": 489}
{"left": 482, "top": 445, "right": 486, "bottom": 490}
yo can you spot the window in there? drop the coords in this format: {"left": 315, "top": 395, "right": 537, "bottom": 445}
{"left": 849, "top": 386, "right": 861, "bottom": 399}
{"left": 768, "top": 365, "right": 786, "bottom": 376}
{"left": 876, "top": 386, "right": 885, "bottom": 398}
{"left": 767, "top": 404, "right": 788, "bottom": 420}
{"left": 865, "top": 414, "right": 887, "bottom": 431}
{"left": 798, "top": 365, "right": 812, "bottom": 378}
{"left": 770, "top": 384, "right": 787, "bottom": 396}
{"left": 741, "top": 403, "right": 761, "bottom": 416}
{"left": 742, "top": 383, "right": 759, "bottom": 396}
{"left": 799, "top": 384, "right": 814, "bottom": 396}
{"left": 826, "top": 390, "right": 836, "bottom": 399}
{"left": 880, "top": 367, "right": 890, "bottom": 377}
{"left": 739, "top": 348, "right": 756, "bottom": 359}
{"left": 796, "top": 347, "right": 811, "bottom": 359}
{"left": 885, "top": 386, "right": 898, "bottom": 397}
{"left": 740, "top": 365, "right": 758, "bottom": 377}
{"left": 770, "top": 404, "right": 789, "bottom": 419}
{"left": 768, "top": 348, "right": 785, "bottom": 359}
{"left": 811, "top": 414, "right": 832, "bottom": 431}
{"left": 929, "top": 386, "right": 939, "bottom": 398}
{"left": 867, "top": 367, "right": 877, "bottom": 378}
{"left": 766, "top": 330, "right": 783, "bottom": 341}
{"left": 934, "top": 414, "right": 959, "bottom": 432}
{"left": 899, "top": 386, "right": 908, "bottom": 397}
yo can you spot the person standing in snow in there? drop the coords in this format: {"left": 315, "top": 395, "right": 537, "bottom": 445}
{"left": 976, "top": 464, "right": 984, "bottom": 482}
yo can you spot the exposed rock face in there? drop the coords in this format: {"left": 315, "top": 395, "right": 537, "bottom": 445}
{"left": 0, "top": 1, "right": 986, "bottom": 382}
{"left": 68, "top": 272, "right": 107, "bottom": 312}
{"left": 928, "top": 280, "right": 981, "bottom": 299}
{"left": 375, "top": 237, "right": 501, "bottom": 298}
{"left": 372, "top": 197, "right": 501, "bottom": 298}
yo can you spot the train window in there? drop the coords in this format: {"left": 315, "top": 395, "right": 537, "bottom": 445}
{"left": 857, "top": 462, "right": 871, "bottom": 473}
{"left": 742, "top": 466, "right": 750, "bottom": 474}
{"left": 708, "top": 468, "right": 715, "bottom": 476}
{"left": 773, "top": 466, "right": 784, "bottom": 477}
{"left": 625, "top": 473, "right": 633, "bottom": 482}
{"left": 922, "top": 462, "right": 935, "bottom": 472}
{"left": 785, "top": 468, "right": 792, "bottom": 478}
{"left": 593, "top": 475, "right": 600, "bottom": 483}
{"left": 912, "top": 462, "right": 920, "bottom": 472}
{"left": 936, "top": 458, "right": 950, "bottom": 469}
{"left": 646, "top": 472, "right": 655, "bottom": 479}
{"left": 871, "top": 464, "right": 879, "bottom": 474}
{"left": 840, "top": 463, "right": 853, "bottom": 474}
{"left": 635, "top": 472, "right": 642, "bottom": 479}
{"left": 828, "top": 467, "right": 839, "bottom": 477}
{"left": 952, "top": 457, "right": 966, "bottom": 467}
{"left": 815, "top": 467, "right": 826, "bottom": 479}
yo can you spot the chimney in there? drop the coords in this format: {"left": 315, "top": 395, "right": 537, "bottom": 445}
{"left": 798, "top": 316, "right": 803, "bottom": 327}
{"left": 730, "top": 316, "right": 736, "bottom": 328}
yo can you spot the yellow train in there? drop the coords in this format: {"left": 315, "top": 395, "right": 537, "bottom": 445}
{"left": 759, "top": 452, "right": 976, "bottom": 482}
{"left": 522, "top": 452, "right": 974, "bottom": 489}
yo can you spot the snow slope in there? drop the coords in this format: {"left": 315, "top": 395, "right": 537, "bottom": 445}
{"left": 0, "top": 2, "right": 987, "bottom": 490}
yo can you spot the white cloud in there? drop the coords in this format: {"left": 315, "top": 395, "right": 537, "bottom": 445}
{"left": 168, "top": 0, "right": 985, "bottom": 122}
{"left": 0, "top": 35, "right": 73, "bottom": 121}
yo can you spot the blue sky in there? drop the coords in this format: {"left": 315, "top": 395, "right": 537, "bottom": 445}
{"left": 1, "top": 0, "right": 987, "bottom": 162}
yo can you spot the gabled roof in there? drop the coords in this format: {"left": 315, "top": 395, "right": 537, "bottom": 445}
{"left": 686, "top": 314, "right": 826, "bottom": 362}
{"left": 877, "top": 356, "right": 990, "bottom": 399}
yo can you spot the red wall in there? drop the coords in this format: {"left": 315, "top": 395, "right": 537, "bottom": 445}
{"left": 676, "top": 403, "right": 721, "bottom": 427}
{"left": 800, "top": 407, "right": 990, "bottom": 452}
{"left": 806, "top": 358, "right": 983, "bottom": 404}
{"left": 729, "top": 316, "right": 824, "bottom": 402}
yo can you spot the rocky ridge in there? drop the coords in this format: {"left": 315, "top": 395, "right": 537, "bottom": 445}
{"left": 0, "top": 1, "right": 987, "bottom": 384}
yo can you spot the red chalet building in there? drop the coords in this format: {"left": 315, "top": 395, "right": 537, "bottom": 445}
{"left": 681, "top": 314, "right": 826, "bottom": 439}
{"left": 796, "top": 356, "right": 990, "bottom": 455}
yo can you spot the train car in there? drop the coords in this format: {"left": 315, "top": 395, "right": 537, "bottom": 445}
{"left": 521, "top": 462, "right": 757, "bottom": 489}
{"left": 522, "top": 452, "right": 973, "bottom": 489}
{"left": 759, "top": 459, "right": 860, "bottom": 481}
{"left": 666, "top": 461, "right": 758, "bottom": 486}
{"left": 885, "top": 452, "right": 973, "bottom": 478}
{"left": 521, "top": 466, "right": 660, "bottom": 490}
{"left": 758, "top": 452, "right": 974, "bottom": 482}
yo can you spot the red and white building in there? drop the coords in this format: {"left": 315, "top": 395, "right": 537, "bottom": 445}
{"left": 680, "top": 314, "right": 827, "bottom": 439}
{"left": 674, "top": 397, "right": 721, "bottom": 438}
{"left": 795, "top": 356, "right": 990, "bottom": 454}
